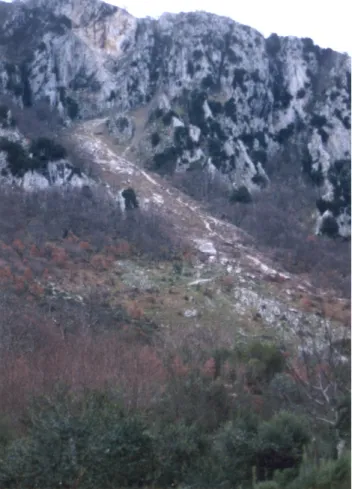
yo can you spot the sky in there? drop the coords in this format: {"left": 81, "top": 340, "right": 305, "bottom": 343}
{"left": 2, "top": 0, "right": 351, "bottom": 53}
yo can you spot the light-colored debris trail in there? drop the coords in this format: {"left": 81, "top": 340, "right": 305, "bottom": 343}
{"left": 67, "top": 119, "right": 327, "bottom": 296}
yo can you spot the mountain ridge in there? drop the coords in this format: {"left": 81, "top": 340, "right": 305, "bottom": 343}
{"left": 0, "top": 0, "right": 350, "bottom": 238}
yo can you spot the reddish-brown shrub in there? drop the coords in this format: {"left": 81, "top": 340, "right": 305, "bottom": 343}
{"left": 0, "top": 264, "right": 12, "bottom": 282}
{"left": 170, "top": 355, "right": 189, "bottom": 376}
{"left": 13, "top": 239, "right": 25, "bottom": 254}
{"left": 203, "top": 357, "right": 216, "bottom": 378}
{"left": 29, "top": 244, "right": 41, "bottom": 257}
{"left": 220, "top": 274, "right": 235, "bottom": 292}
{"left": 299, "top": 296, "right": 313, "bottom": 311}
{"left": 90, "top": 254, "right": 114, "bottom": 270}
{"left": 125, "top": 301, "right": 145, "bottom": 320}
{"left": 28, "top": 283, "right": 45, "bottom": 297}
{"left": 23, "top": 267, "right": 33, "bottom": 282}
{"left": 79, "top": 241, "right": 91, "bottom": 251}
{"left": 13, "top": 275, "right": 26, "bottom": 293}
{"left": 0, "top": 329, "right": 167, "bottom": 418}
{"left": 51, "top": 246, "right": 68, "bottom": 267}
{"left": 42, "top": 268, "right": 50, "bottom": 280}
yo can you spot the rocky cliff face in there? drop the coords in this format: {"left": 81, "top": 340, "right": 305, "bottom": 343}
{"left": 0, "top": 105, "right": 90, "bottom": 189}
{"left": 0, "top": 0, "right": 350, "bottom": 236}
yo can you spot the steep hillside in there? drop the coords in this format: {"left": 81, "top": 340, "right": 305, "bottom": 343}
{"left": 0, "top": 3, "right": 350, "bottom": 485}
{"left": 0, "top": 0, "right": 349, "bottom": 342}
{"left": 0, "top": 0, "right": 350, "bottom": 237}
{"left": 0, "top": 108, "right": 350, "bottom": 487}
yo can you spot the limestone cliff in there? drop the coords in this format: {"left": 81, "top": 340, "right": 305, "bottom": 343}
{"left": 0, "top": 0, "right": 350, "bottom": 236}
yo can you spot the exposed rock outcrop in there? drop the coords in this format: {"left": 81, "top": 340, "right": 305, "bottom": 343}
{"left": 0, "top": 0, "right": 350, "bottom": 235}
{"left": 0, "top": 107, "right": 90, "bottom": 189}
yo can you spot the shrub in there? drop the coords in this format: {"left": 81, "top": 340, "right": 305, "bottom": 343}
{"left": 0, "top": 389, "right": 156, "bottom": 488}
{"left": 285, "top": 451, "right": 351, "bottom": 489}
{"left": 336, "top": 395, "right": 351, "bottom": 445}
{"left": 187, "top": 60, "right": 194, "bottom": 76}
{"left": 316, "top": 198, "right": 339, "bottom": 216}
{"left": 193, "top": 49, "right": 203, "bottom": 60}
{"left": 162, "top": 111, "right": 174, "bottom": 126}
{"left": 252, "top": 173, "right": 268, "bottom": 187}
{"left": 311, "top": 113, "right": 327, "bottom": 129}
{"left": 65, "top": 96, "right": 79, "bottom": 119}
{"left": 234, "top": 341, "right": 286, "bottom": 394}
{"left": 266, "top": 33, "right": 281, "bottom": 56}
{"left": 153, "top": 422, "right": 208, "bottom": 486}
{"left": 202, "top": 74, "right": 215, "bottom": 90}
{"left": 233, "top": 68, "right": 247, "bottom": 90}
{"left": 208, "top": 138, "right": 225, "bottom": 168}
{"left": 155, "top": 370, "right": 233, "bottom": 432}
{"left": 153, "top": 146, "right": 179, "bottom": 173}
{"left": 86, "top": 416, "right": 156, "bottom": 487}
{"left": 0, "top": 392, "right": 88, "bottom": 487}
{"left": 255, "top": 412, "right": 310, "bottom": 480}
{"left": 0, "top": 138, "right": 40, "bottom": 176}
{"left": 214, "top": 415, "right": 258, "bottom": 484}
{"left": 224, "top": 97, "right": 237, "bottom": 120}
{"left": 230, "top": 186, "right": 253, "bottom": 204}
{"left": 255, "top": 481, "right": 279, "bottom": 489}
{"left": 276, "top": 123, "right": 295, "bottom": 143}
{"left": 29, "top": 137, "right": 67, "bottom": 162}
{"left": 208, "top": 99, "right": 223, "bottom": 116}
{"left": 174, "top": 126, "right": 193, "bottom": 150}
{"left": 0, "top": 416, "right": 14, "bottom": 456}
{"left": 151, "top": 131, "right": 161, "bottom": 146}
{"left": 187, "top": 90, "right": 207, "bottom": 129}
{"left": 0, "top": 105, "right": 15, "bottom": 128}
{"left": 209, "top": 119, "right": 227, "bottom": 141}
{"left": 320, "top": 215, "right": 339, "bottom": 237}
{"left": 296, "top": 88, "right": 306, "bottom": 99}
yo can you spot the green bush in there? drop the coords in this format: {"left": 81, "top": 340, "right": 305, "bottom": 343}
{"left": 155, "top": 371, "right": 233, "bottom": 431}
{"left": 65, "top": 96, "right": 79, "bottom": 119}
{"left": 0, "top": 137, "right": 68, "bottom": 177}
{"left": 285, "top": 451, "right": 351, "bottom": 489}
{"left": 29, "top": 137, "right": 67, "bottom": 162}
{"left": 255, "top": 411, "right": 310, "bottom": 480}
{"left": 0, "top": 389, "right": 156, "bottom": 488}
{"left": 236, "top": 340, "right": 286, "bottom": 386}
{"left": 273, "top": 467, "right": 298, "bottom": 487}
{"left": 315, "top": 455, "right": 351, "bottom": 489}
{"left": 320, "top": 215, "right": 339, "bottom": 237}
{"left": 153, "top": 146, "right": 179, "bottom": 173}
{"left": 266, "top": 33, "right": 281, "bottom": 56}
{"left": 255, "top": 481, "right": 279, "bottom": 489}
{"left": 0, "top": 138, "right": 41, "bottom": 176}
{"left": 153, "top": 422, "right": 208, "bottom": 486}
{"left": 0, "top": 104, "right": 8, "bottom": 122}
{"left": 230, "top": 185, "right": 253, "bottom": 203}
{"left": 85, "top": 417, "right": 156, "bottom": 488}
{"left": 0, "top": 105, "right": 15, "bottom": 128}
{"left": 0, "top": 416, "right": 14, "bottom": 456}
{"left": 0, "top": 401, "right": 85, "bottom": 487}
{"left": 213, "top": 415, "right": 258, "bottom": 485}
{"left": 336, "top": 395, "right": 351, "bottom": 444}
{"left": 151, "top": 131, "right": 161, "bottom": 146}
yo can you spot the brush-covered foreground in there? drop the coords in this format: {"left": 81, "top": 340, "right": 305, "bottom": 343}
{"left": 0, "top": 375, "right": 350, "bottom": 488}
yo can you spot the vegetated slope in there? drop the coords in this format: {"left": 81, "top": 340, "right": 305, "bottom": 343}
{"left": 0, "top": 95, "right": 350, "bottom": 345}
{"left": 0, "top": 0, "right": 350, "bottom": 237}
{"left": 0, "top": 112, "right": 350, "bottom": 489}
{"left": 0, "top": 2, "right": 350, "bottom": 486}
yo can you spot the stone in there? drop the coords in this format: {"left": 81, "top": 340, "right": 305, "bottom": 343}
{"left": 183, "top": 308, "right": 199, "bottom": 318}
